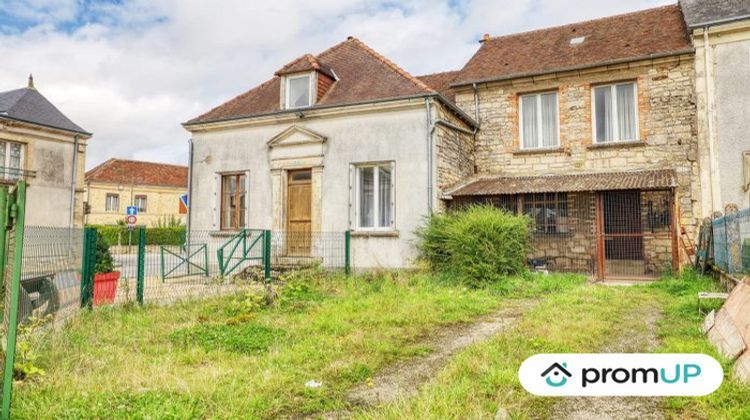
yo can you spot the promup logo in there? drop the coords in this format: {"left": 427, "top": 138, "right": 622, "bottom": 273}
{"left": 519, "top": 354, "right": 723, "bottom": 396}
{"left": 541, "top": 362, "right": 571, "bottom": 387}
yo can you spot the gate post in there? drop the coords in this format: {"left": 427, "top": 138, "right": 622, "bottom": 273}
{"left": 345, "top": 230, "right": 351, "bottom": 275}
{"left": 263, "top": 230, "right": 271, "bottom": 280}
{"left": 137, "top": 227, "right": 146, "bottom": 305}
{"left": 1, "top": 180, "right": 27, "bottom": 420}
{"left": 80, "top": 227, "right": 97, "bottom": 309}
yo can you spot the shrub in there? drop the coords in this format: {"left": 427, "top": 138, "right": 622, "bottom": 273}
{"left": 416, "top": 205, "right": 530, "bottom": 287}
{"left": 94, "top": 233, "right": 115, "bottom": 274}
{"left": 742, "top": 239, "right": 750, "bottom": 273}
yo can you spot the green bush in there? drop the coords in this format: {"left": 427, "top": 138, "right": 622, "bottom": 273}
{"left": 94, "top": 234, "right": 115, "bottom": 274}
{"left": 87, "top": 225, "right": 185, "bottom": 246}
{"left": 416, "top": 205, "right": 531, "bottom": 287}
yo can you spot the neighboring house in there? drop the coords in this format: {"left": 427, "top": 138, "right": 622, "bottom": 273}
{"left": 445, "top": 5, "right": 698, "bottom": 279}
{"left": 84, "top": 158, "right": 188, "bottom": 226}
{"left": 0, "top": 76, "right": 90, "bottom": 228}
{"left": 184, "top": 37, "right": 476, "bottom": 268}
{"left": 681, "top": 0, "right": 750, "bottom": 214}
{"left": 185, "top": 5, "right": 701, "bottom": 278}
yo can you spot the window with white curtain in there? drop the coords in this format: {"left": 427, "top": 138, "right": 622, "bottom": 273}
{"left": 520, "top": 92, "right": 559, "bottom": 149}
{"left": 593, "top": 82, "right": 638, "bottom": 143}
{"left": 105, "top": 193, "right": 119, "bottom": 212}
{"left": 354, "top": 163, "right": 394, "bottom": 230}
{"left": 285, "top": 74, "right": 312, "bottom": 109}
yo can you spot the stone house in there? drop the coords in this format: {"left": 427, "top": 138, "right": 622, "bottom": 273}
{"left": 185, "top": 5, "right": 703, "bottom": 278}
{"left": 681, "top": 0, "right": 750, "bottom": 214}
{"left": 84, "top": 159, "right": 188, "bottom": 226}
{"left": 0, "top": 76, "right": 90, "bottom": 228}
{"left": 444, "top": 5, "right": 699, "bottom": 279}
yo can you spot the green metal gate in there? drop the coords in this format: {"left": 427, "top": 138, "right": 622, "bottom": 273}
{"left": 0, "top": 180, "right": 27, "bottom": 420}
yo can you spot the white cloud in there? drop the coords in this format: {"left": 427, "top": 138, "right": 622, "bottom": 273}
{"left": 0, "top": 0, "right": 672, "bottom": 169}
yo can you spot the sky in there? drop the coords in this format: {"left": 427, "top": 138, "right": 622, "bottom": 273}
{"left": 0, "top": 0, "right": 673, "bottom": 169}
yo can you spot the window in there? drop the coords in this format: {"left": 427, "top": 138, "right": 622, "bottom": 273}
{"left": 285, "top": 74, "right": 312, "bottom": 109}
{"left": 134, "top": 195, "right": 147, "bottom": 213}
{"left": 105, "top": 193, "right": 119, "bottom": 212}
{"left": 0, "top": 141, "right": 24, "bottom": 180}
{"left": 520, "top": 92, "right": 559, "bottom": 149}
{"left": 354, "top": 163, "right": 394, "bottom": 230}
{"left": 221, "top": 173, "right": 246, "bottom": 230}
{"left": 522, "top": 193, "right": 569, "bottom": 234}
{"left": 593, "top": 82, "right": 638, "bottom": 143}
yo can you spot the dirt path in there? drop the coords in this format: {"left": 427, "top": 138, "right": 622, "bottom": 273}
{"left": 552, "top": 301, "right": 664, "bottom": 420}
{"left": 318, "top": 299, "right": 536, "bottom": 418}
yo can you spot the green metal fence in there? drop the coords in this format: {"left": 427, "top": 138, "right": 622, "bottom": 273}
{"left": 0, "top": 214, "right": 351, "bottom": 417}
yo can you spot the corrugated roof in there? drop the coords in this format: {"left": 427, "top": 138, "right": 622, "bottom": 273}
{"left": 448, "top": 170, "right": 678, "bottom": 196}
{"left": 679, "top": 0, "right": 750, "bottom": 28}
{"left": 186, "top": 37, "right": 436, "bottom": 125}
{"left": 85, "top": 158, "right": 188, "bottom": 188}
{"left": 454, "top": 5, "right": 692, "bottom": 86}
{"left": 0, "top": 86, "right": 89, "bottom": 135}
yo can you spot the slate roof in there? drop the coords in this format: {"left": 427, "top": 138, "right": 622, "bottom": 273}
{"left": 85, "top": 158, "right": 188, "bottom": 188}
{"left": 187, "top": 37, "right": 438, "bottom": 125}
{"left": 453, "top": 5, "right": 692, "bottom": 86}
{"left": 0, "top": 86, "right": 89, "bottom": 135}
{"left": 680, "top": 0, "right": 750, "bottom": 28}
{"left": 447, "top": 170, "right": 678, "bottom": 196}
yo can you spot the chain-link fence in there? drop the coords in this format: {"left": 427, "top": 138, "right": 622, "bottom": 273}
{"left": 712, "top": 208, "right": 750, "bottom": 275}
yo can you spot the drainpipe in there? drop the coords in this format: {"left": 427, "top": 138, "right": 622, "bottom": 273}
{"left": 472, "top": 83, "right": 480, "bottom": 124}
{"left": 186, "top": 138, "right": 194, "bottom": 245}
{"left": 703, "top": 28, "right": 718, "bottom": 215}
{"left": 69, "top": 135, "right": 79, "bottom": 229}
{"left": 425, "top": 99, "right": 434, "bottom": 214}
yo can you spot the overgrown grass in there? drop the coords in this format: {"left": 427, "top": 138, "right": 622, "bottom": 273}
{"left": 12, "top": 269, "right": 580, "bottom": 419}
{"left": 360, "top": 282, "right": 659, "bottom": 419}
{"left": 649, "top": 270, "right": 750, "bottom": 420}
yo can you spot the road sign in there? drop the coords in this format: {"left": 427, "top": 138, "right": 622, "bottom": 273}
{"left": 125, "top": 215, "right": 137, "bottom": 225}
{"left": 126, "top": 206, "right": 138, "bottom": 216}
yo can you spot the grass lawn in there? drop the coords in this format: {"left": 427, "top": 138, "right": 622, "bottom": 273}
{"left": 11, "top": 269, "right": 749, "bottom": 419}
{"left": 361, "top": 271, "right": 750, "bottom": 419}
{"left": 12, "top": 269, "right": 582, "bottom": 419}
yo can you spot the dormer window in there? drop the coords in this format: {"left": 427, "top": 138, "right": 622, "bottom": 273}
{"left": 285, "top": 73, "right": 313, "bottom": 109}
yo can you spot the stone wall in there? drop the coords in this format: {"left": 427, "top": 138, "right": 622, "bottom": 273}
{"left": 452, "top": 54, "right": 701, "bottom": 237}
{"left": 434, "top": 101, "right": 475, "bottom": 211}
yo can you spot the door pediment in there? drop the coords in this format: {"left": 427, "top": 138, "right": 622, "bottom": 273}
{"left": 267, "top": 125, "right": 327, "bottom": 148}
{"left": 268, "top": 125, "right": 327, "bottom": 166}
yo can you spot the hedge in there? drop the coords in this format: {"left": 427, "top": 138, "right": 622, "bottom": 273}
{"left": 87, "top": 225, "right": 186, "bottom": 246}
{"left": 416, "top": 205, "right": 530, "bottom": 287}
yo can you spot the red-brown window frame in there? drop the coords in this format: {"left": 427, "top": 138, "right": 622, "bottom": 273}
{"left": 220, "top": 173, "right": 246, "bottom": 231}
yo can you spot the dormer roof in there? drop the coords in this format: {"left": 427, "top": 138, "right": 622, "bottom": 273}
{"left": 274, "top": 54, "right": 336, "bottom": 80}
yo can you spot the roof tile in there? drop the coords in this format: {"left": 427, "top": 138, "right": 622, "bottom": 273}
{"left": 187, "top": 37, "right": 434, "bottom": 125}
{"left": 455, "top": 5, "right": 692, "bottom": 85}
{"left": 85, "top": 159, "right": 188, "bottom": 188}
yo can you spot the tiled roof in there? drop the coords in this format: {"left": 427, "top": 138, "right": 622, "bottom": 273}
{"left": 417, "top": 70, "right": 461, "bottom": 102}
{"left": 187, "top": 37, "right": 436, "bottom": 125}
{"left": 454, "top": 5, "right": 692, "bottom": 86}
{"left": 275, "top": 54, "right": 336, "bottom": 79}
{"left": 85, "top": 158, "right": 188, "bottom": 188}
{"left": 448, "top": 170, "right": 678, "bottom": 196}
{"left": 680, "top": 0, "right": 750, "bottom": 28}
{"left": 0, "top": 85, "right": 89, "bottom": 135}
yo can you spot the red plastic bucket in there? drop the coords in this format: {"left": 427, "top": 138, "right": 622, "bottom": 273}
{"left": 93, "top": 272, "right": 120, "bottom": 306}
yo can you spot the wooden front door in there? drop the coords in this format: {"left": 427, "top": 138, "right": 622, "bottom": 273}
{"left": 286, "top": 169, "right": 312, "bottom": 256}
